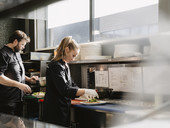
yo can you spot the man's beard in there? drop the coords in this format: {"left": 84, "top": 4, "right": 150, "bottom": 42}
{"left": 14, "top": 44, "right": 20, "bottom": 52}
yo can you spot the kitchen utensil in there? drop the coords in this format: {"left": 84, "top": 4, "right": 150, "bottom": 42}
{"left": 39, "top": 77, "right": 46, "bottom": 86}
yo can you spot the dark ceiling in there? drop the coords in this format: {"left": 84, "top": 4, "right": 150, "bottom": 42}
{"left": 0, "top": 0, "right": 61, "bottom": 19}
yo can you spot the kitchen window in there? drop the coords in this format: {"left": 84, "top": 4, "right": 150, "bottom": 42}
{"left": 36, "top": 0, "right": 89, "bottom": 50}
{"left": 93, "top": 0, "right": 159, "bottom": 41}
{"left": 35, "top": 0, "right": 159, "bottom": 50}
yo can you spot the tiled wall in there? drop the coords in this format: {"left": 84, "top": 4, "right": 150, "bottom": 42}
{"left": 0, "top": 18, "right": 19, "bottom": 48}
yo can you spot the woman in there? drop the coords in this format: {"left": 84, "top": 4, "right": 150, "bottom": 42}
{"left": 43, "top": 36, "right": 98, "bottom": 127}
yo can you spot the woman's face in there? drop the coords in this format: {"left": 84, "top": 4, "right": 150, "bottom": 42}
{"left": 64, "top": 47, "right": 79, "bottom": 63}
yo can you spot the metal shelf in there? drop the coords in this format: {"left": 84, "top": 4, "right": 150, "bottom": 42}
{"left": 69, "top": 56, "right": 146, "bottom": 65}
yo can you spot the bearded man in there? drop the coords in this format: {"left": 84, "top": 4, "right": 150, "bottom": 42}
{"left": 0, "top": 30, "right": 37, "bottom": 117}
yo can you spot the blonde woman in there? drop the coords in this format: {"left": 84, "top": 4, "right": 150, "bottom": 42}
{"left": 43, "top": 36, "right": 98, "bottom": 127}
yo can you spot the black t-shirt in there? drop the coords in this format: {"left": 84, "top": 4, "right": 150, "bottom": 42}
{"left": 0, "top": 45, "right": 25, "bottom": 104}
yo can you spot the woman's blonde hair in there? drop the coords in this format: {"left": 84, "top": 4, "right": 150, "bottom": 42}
{"left": 53, "top": 36, "right": 79, "bottom": 61}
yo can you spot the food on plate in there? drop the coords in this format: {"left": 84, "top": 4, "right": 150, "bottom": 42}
{"left": 88, "top": 98, "right": 98, "bottom": 102}
{"left": 32, "top": 92, "right": 45, "bottom": 98}
{"left": 80, "top": 100, "right": 106, "bottom": 105}
{"left": 82, "top": 98, "right": 99, "bottom": 104}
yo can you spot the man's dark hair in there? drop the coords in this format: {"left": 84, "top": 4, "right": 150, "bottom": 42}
{"left": 8, "top": 30, "right": 30, "bottom": 43}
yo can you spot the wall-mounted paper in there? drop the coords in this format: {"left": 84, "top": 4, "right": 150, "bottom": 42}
{"left": 95, "top": 71, "right": 109, "bottom": 87}
{"left": 108, "top": 67, "right": 142, "bottom": 92}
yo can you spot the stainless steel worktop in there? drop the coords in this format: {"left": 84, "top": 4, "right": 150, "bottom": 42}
{"left": 102, "top": 99, "right": 154, "bottom": 108}
{"left": 0, "top": 113, "right": 64, "bottom": 128}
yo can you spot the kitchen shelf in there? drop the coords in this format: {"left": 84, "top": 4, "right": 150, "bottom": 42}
{"left": 69, "top": 56, "right": 148, "bottom": 65}
{"left": 69, "top": 55, "right": 170, "bottom": 65}
{"left": 23, "top": 61, "right": 40, "bottom": 63}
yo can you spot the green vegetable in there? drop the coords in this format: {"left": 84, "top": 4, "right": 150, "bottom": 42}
{"left": 88, "top": 98, "right": 97, "bottom": 102}
{"left": 32, "top": 92, "right": 38, "bottom": 95}
{"left": 32, "top": 92, "right": 45, "bottom": 95}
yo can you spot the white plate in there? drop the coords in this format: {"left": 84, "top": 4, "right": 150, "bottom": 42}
{"left": 32, "top": 92, "right": 45, "bottom": 98}
{"left": 75, "top": 97, "right": 87, "bottom": 101}
{"left": 80, "top": 101, "right": 107, "bottom": 105}
{"left": 32, "top": 94, "right": 44, "bottom": 98}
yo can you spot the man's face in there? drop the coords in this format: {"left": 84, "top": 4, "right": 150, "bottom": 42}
{"left": 14, "top": 39, "right": 27, "bottom": 52}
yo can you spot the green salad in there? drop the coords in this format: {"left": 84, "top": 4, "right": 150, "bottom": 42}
{"left": 32, "top": 92, "right": 45, "bottom": 96}
{"left": 88, "top": 98, "right": 97, "bottom": 102}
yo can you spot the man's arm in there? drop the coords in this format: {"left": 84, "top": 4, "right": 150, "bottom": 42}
{"left": 0, "top": 74, "right": 32, "bottom": 93}
{"left": 25, "top": 76, "right": 38, "bottom": 84}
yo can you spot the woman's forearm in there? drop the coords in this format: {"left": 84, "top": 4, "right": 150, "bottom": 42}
{"left": 76, "top": 89, "right": 85, "bottom": 96}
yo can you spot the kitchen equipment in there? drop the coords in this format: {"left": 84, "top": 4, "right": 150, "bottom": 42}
{"left": 79, "top": 43, "right": 102, "bottom": 60}
{"left": 96, "top": 88, "right": 113, "bottom": 99}
{"left": 30, "top": 52, "right": 52, "bottom": 61}
{"left": 39, "top": 77, "right": 46, "bottom": 86}
{"left": 114, "top": 44, "right": 142, "bottom": 58}
{"left": 21, "top": 52, "right": 52, "bottom": 61}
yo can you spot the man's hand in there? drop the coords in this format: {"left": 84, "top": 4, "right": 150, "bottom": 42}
{"left": 28, "top": 76, "right": 39, "bottom": 84}
{"left": 0, "top": 74, "right": 32, "bottom": 93}
{"left": 18, "top": 83, "right": 32, "bottom": 93}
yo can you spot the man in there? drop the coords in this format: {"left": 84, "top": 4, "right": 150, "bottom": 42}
{"left": 0, "top": 30, "right": 37, "bottom": 117}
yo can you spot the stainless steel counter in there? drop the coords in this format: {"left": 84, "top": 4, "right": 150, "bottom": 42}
{"left": 70, "top": 98, "right": 156, "bottom": 127}
{"left": 0, "top": 113, "right": 64, "bottom": 128}
{"left": 102, "top": 99, "right": 154, "bottom": 108}
{"left": 71, "top": 100, "right": 149, "bottom": 128}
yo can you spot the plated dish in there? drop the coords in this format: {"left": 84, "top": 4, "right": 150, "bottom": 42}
{"left": 32, "top": 92, "right": 45, "bottom": 98}
{"left": 80, "top": 101, "right": 107, "bottom": 105}
{"left": 75, "top": 97, "right": 87, "bottom": 101}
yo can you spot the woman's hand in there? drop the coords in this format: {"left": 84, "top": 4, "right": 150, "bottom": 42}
{"left": 82, "top": 89, "right": 99, "bottom": 100}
